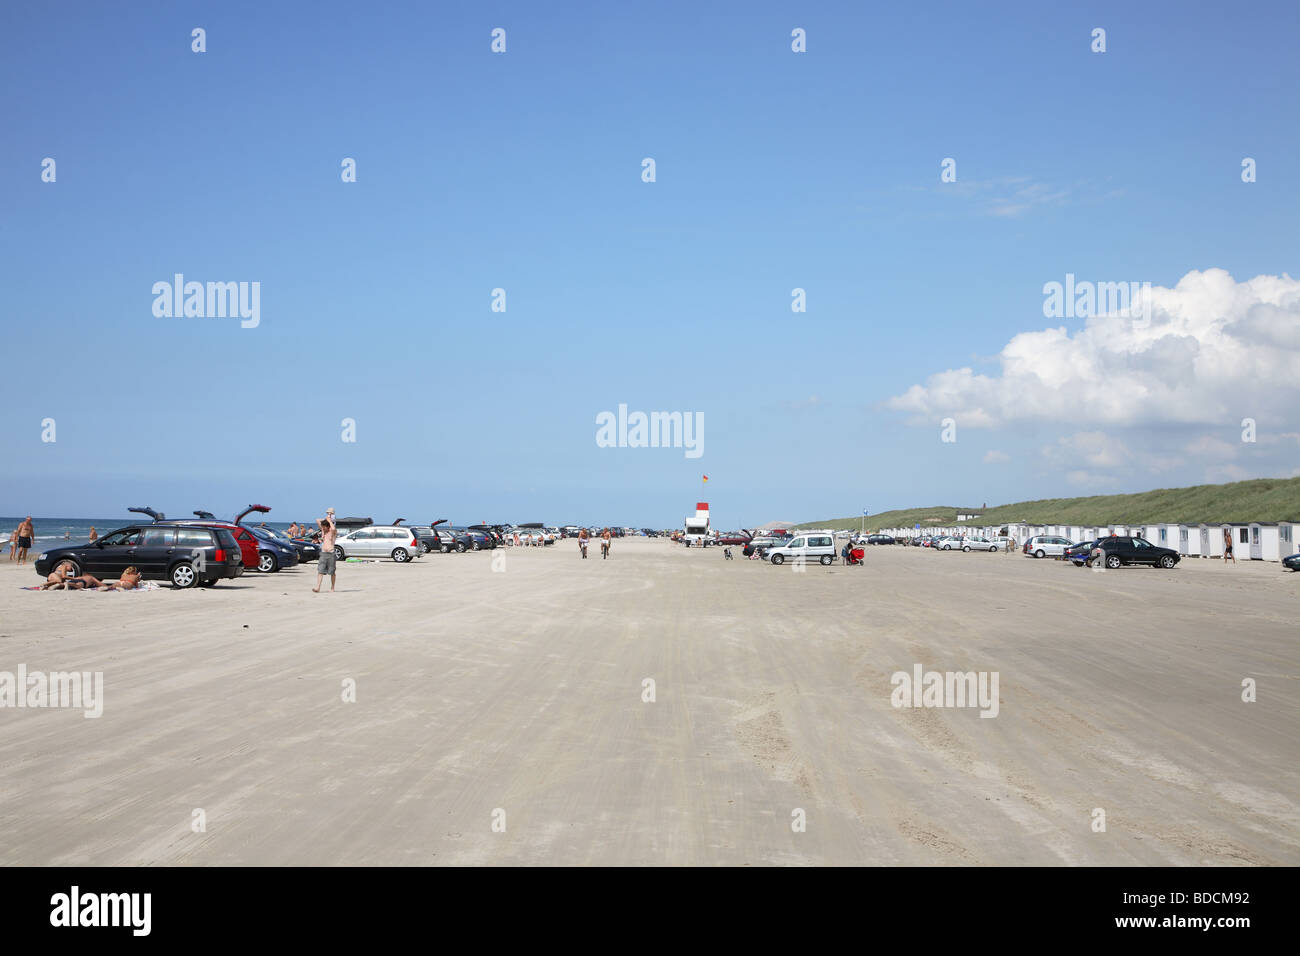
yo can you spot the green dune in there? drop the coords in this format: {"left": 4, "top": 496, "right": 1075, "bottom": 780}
{"left": 797, "top": 476, "right": 1300, "bottom": 531}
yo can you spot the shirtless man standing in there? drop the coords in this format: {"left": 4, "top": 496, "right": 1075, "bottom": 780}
{"left": 15, "top": 516, "right": 34, "bottom": 565}
{"left": 313, "top": 509, "right": 338, "bottom": 592}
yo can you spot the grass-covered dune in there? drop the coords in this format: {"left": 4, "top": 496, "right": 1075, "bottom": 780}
{"left": 797, "top": 476, "right": 1300, "bottom": 531}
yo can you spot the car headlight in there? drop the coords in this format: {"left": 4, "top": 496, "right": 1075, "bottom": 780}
{"left": 37, "top": 552, "right": 47, "bottom": 560}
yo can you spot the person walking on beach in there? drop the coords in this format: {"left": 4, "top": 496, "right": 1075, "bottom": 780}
{"left": 601, "top": 528, "right": 612, "bottom": 559}
{"left": 1224, "top": 529, "right": 1235, "bottom": 564}
{"left": 313, "top": 509, "right": 338, "bottom": 592}
{"left": 88, "top": 526, "right": 98, "bottom": 543}
{"left": 15, "top": 516, "right": 34, "bottom": 565}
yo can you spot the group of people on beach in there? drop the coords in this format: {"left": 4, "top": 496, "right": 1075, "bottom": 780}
{"left": 575, "top": 528, "right": 614, "bottom": 560}
{"left": 41, "top": 561, "right": 143, "bottom": 591}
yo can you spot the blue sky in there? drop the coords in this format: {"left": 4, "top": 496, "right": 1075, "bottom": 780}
{"left": 3, "top": 0, "right": 1298, "bottom": 528}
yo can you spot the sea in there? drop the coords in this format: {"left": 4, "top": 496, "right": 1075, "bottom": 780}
{"left": 1, "top": 517, "right": 301, "bottom": 547}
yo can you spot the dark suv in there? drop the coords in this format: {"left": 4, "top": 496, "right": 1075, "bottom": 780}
{"left": 35, "top": 524, "right": 244, "bottom": 588}
{"left": 1094, "top": 536, "right": 1180, "bottom": 569}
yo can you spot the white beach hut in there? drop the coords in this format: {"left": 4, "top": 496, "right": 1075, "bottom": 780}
{"left": 1280, "top": 522, "right": 1298, "bottom": 559}
{"left": 1252, "top": 522, "right": 1279, "bottom": 562}
{"left": 1163, "top": 523, "right": 1183, "bottom": 552}
{"left": 1199, "top": 524, "right": 1221, "bottom": 558}
{"left": 1221, "top": 523, "right": 1250, "bottom": 560}
{"left": 1178, "top": 523, "right": 1198, "bottom": 557}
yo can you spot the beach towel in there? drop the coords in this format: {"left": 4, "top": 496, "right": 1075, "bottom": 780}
{"left": 22, "top": 581, "right": 163, "bottom": 592}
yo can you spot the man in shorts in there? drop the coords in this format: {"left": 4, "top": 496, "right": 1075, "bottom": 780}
{"left": 16, "top": 516, "right": 34, "bottom": 565}
{"left": 313, "top": 508, "right": 338, "bottom": 592}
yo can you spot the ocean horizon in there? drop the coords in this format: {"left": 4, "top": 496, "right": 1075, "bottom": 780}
{"left": 2, "top": 516, "right": 304, "bottom": 546}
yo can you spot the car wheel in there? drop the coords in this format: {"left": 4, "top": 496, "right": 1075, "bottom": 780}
{"left": 962, "top": 546, "right": 971, "bottom": 552}
{"left": 456, "top": 543, "right": 466, "bottom": 553}
{"left": 392, "top": 548, "right": 409, "bottom": 563}
{"left": 1159, "top": 555, "right": 1176, "bottom": 569}
{"left": 334, "top": 546, "right": 345, "bottom": 560}
{"left": 440, "top": 544, "right": 450, "bottom": 554}
{"left": 1106, "top": 554, "right": 1122, "bottom": 569}
{"left": 59, "top": 559, "right": 81, "bottom": 578}
{"left": 1034, "top": 549, "right": 1045, "bottom": 558}
{"left": 771, "top": 553, "right": 785, "bottom": 565}
{"left": 819, "top": 555, "right": 832, "bottom": 566}
{"left": 472, "top": 541, "right": 481, "bottom": 551}
{"left": 171, "top": 562, "right": 198, "bottom": 589}
{"left": 257, "top": 551, "right": 279, "bottom": 573}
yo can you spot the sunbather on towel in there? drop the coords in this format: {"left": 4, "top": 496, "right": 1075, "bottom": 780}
{"left": 101, "top": 566, "right": 144, "bottom": 591}
{"left": 42, "top": 562, "right": 106, "bottom": 590}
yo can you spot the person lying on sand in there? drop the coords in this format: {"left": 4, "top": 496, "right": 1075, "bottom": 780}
{"left": 100, "top": 566, "right": 144, "bottom": 591}
{"left": 41, "top": 562, "right": 105, "bottom": 590}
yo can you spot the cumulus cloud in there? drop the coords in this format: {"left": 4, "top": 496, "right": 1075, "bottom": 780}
{"left": 886, "top": 269, "right": 1300, "bottom": 428}
{"left": 1043, "top": 431, "right": 1133, "bottom": 470}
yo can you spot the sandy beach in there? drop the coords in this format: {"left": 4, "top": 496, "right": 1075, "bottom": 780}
{"left": 1, "top": 539, "right": 1296, "bottom": 866}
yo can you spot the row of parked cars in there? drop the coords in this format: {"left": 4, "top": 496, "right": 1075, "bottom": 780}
{"left": 326, "top": 521, "right": 548, "bottom": 558}
{"left": 33, "top": 505, "right": 321, "bottom": 588}
{"left": 33, "top": 512, "right": 579, "bottom": 586}
{"left": 910, "top": 532, "right": 1183, "bottom": 568}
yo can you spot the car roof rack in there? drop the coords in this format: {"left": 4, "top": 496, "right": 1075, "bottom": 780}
{"left": 128, "top": 506, "right": 165, "bottom": 522}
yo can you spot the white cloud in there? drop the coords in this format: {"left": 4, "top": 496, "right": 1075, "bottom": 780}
{"left": 937, "top": 176, "right": 1074, "bottom": 218}
{"left": 886, "top": 269, "right": 1300, "bottom": 429}
{"left": 1185, "top": 435, "right": 1238, "bottom": 459}
{"left": 1205, "top": 463, "right": 1250, "bottom": 483}
{"left": 1043, "top": 431, "right": 1133, "bottom": 470}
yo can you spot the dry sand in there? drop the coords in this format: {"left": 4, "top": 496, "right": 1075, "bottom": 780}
{"left": 0, "top": 539, "right": 1296, "bottom": 865}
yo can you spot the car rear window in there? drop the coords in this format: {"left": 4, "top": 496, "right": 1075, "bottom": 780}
{"left": 214, "top": 529, "right": 239, "bottom": 550}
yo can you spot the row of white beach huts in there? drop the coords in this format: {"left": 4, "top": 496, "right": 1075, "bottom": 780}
{"left": 872, "top": 521, "right": 1300, "bottom": 562}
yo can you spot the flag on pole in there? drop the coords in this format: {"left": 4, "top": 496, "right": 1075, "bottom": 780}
{"left": 702, "top": 475, "right": 709, "bottom": 483}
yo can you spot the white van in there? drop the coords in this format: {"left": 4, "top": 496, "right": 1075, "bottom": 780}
{"left": 766, "top": 533, "right": 837, "bottom": 566}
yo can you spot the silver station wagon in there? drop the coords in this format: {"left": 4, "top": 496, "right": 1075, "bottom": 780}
{"left": 332, "top": 526, "right": 423, "bottom": 563}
